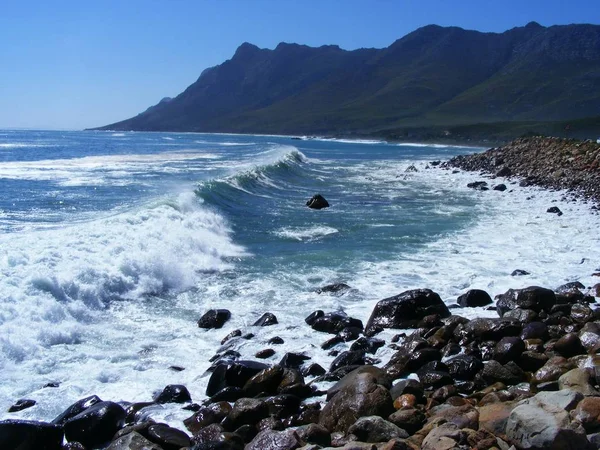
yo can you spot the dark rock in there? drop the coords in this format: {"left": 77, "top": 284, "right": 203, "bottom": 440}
{"left": 319, "top": 370, "right": 394, "bottom": 433}
{"left": 390, "top": 379, "right": 424, "bottom": 401}
{"left": 63, "top": 401, "right": 126, "bottom": 449}
{"left": 494, "top": 337, "right": 526, "bottom": 364}
{"left": 571, "top": 303, "right": 594, "bottom": 323}
{"left": 0, "top": 419, "right": 63, "bottom": 450}
{"left": 467, "top": 181, "right": 489, "bottom": 190}
{"left": 8, "top": 399, "right": 36, "bottom": 413}
{"left": 44, "top": 382, "right": 60, "bottom": 388}
{"left": 496, "top": 286, "right": 557, "bottom": 316}
{"left": 306, "top": 194, "right": 329, "bottom": 210}
{"left": 169, "top": 365, "right": 185, "bottom": 371}
{"left": 302, "top": 363, "right": 326, "bottom": 377}
{"left": 147, "top": 423, "right": 191, "bottom": 450}
{"left": 295, "top": 423, "right": 331, "bottom": 447}
{"left": 326, "top": 365, "right": 391, "bottom": 400}
{"left": 482, "top": 360, "right": 526, "bottom": 385}
{"left": 184, "top": 402, "right": 232, "bottom": 435}
{"left": 329, "top": 350, "right": 366, "bottom": 372}
{"left": 554, "top": 333, "right": 585, "bottom": 357}
{"left": 446, "top": 354, "right": 484, "bottom": 380}
{"left": 154, "top": 384, "right": 191, "bottom": 404}
{"left": 268, "top": 336, "right": 284, "bottom": 345}
{"left": 365, "top": 289, "right": 450, "bottom": 335}
{"left": 307, "top": 310, "right": 363, "bottom": 334}
{"left": 496, "top": 166, "right": 512, "bottom": 177}
{"left": 208, "top": 387, "right": 244, "bottom": 403}
{"left": 350, "top": 336, "right": 385, "bottom": 354}
{"left": 316, "top": 283, "right": 351, "bottom": 295}
{"left": 556, "top": 281, "right": 586, "bottom": 293}
{"left": 321, "top": 335, "right": 343, "bottom": 350}
{"left": 221, "top": 329, "right": 242, "bottom": 345}
{"left": 263, "top": 395, "right": 302, "bottom": 419}
{"left": 279, "top": 352, "right": 310, "bottom": 369}
{"left": 123, "top": 402, "right": 154, "bottom": 424}
{"left": 547, "top": 206, "right": 564, "bottom": 216}
{"left": 198, "top": 309, "right": 231, "bottom": 329}
{"left": 511, "top": 269, "right": 530, "bottom": 276}
{"left": 503, "top": 308, "right": 538, "bottom": 323}
{"left": 494, "top": 183, "right": 508, "bottom": 191}
{"left": 245, "top": 429, "right": 302, "bottom": 450}
{"left": 521, "top": 321, "right": 550, "bottom": 340}
{"left": 107, "top": 431, "right": 162, "bottom": 450}
{"left": 223, "top": 398, "right": 269, "bottom": 430}
{"left": 255, "top": 349, "right": 276, "bottom": 359}
{"left": 418, "top": 370, "right": 453, "bottom": 390}
{"left": 206, "top": 360, "right": 268, "bottom": 396}
{"left": 243, "top": 366, "right": 284, "bottom": 397}
{"left": 457, "top": 289, "right": 493, "bottom": 307}
{"left": 388, "top": 408, "right": 426, "bottom": 434}
{"left": 461, "top": 317, "right": 521, "bottom": 341}
{"left": 52, "top": 395, "right": 103, "bottom": 425}
{"left": 253, "top": 312, "right": 278, "bottom": 326}
{"left": 338, "top": 326, "right": 361, "bottom": 342}
{"left": 518, "top": 351, "right": 549, "bottom": 372}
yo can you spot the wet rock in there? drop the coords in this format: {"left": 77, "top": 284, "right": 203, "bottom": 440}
{"left": 467, "top": 181, "right": 489, "bottom": 190}
{"left": 365, "top": 289, "right": 450, "bottom": 335}
{"left": 307, "top": 310, "right": 363, "bottom": 334}
{"left": 555, "top": 333, "right": 586, "bottom": 358}
{"left": 393, "top": 394, "right": 417, "bottom": 409}
{"left": 547, "top": 206, "right": 564, "bottom": 216}
{"left": 388, "top": 408, "right": 426, "bottom": 434}
{"left": 245, "top": 429, "right": 302, "bottom": 450}
{"left": 330, "top": 350, "right": 366, "bottom": 372}
{"left": 418, "top": 370, "right": 453, "bottom": 390}
{"left": 446, "top": 354, "right": 483, "bottom": 381}
{"left": 198, "top": 309, "right": 231, "bottom": 329}
{"left": 319, "top": 370, "right": 394, "bottom": 433}
{"left": 306, "top": 194, "right": 329, "bottom": 210}
{"left": 461, "top": 317, "right": 521, "bottom": 341}
{"left": 511, "top": 269, "right": 530, "bottom": 276}
{"left": 268, "top": 336, "right": 284, "bottom": 345}
{"left": 390, "top": 379, "right": 424, "bottom": 402}
{"left": 253, "top": 312, "right": 278, "bottom": 326}
{"left": 316, "top": 283, "right": 351, "bottom": 295}
{"left": 184, "top": 402, "right": 232, "bottom": 434}
{"left": 208, "top": 387, "right": 244, "bottom": 403}
{"left": 421, "top": 422, "right": 463, "bottom": 450}
{"left": 503, "top": 308, "right": 538, "bottom": 323}
{"left": 518, "top": 351, "right": 549, "bottom": 372}
{"left": 206, "top": 360, "right": 268, "bottom": 396}
{"left": 494, "top": 183, "right": 507, "bottom": 191}
{"left": 457, "top": 289, "right": 492, "bottom": 307}
{"left": 154, "top": 384, "right": 191, "bottom": 404}
{"left": 243, "top": 366, "right": 284, "bottom": 397}
{"left": 0, "top": 419, "right": 63, "bottom": 450}
{"left": 429, "top": 404, "right": 479, "bottom": 429}
{"left": 481, "top": 360, "right": 525, "bottom": 385}
{"left": 295, "top": 423, "right": 331, "bottom": 447}
{"left": 147, "top": 423, "right": 191, "bottom": 450}
{"left": 493, "top": 336, "right": 526, "bottom": 364}
{"left": 223, "top": 398, "right": 269, "bottom": 430}
{"left": 256, "top": 349, "right": 276, "bottom": 359}
{"left": 521, "top": 321, "right": 549, "bottom": 340}
{"left": 571, "top": 303, "right": 594, "bottom": 323}
{"left": 348, "top": 415, "right": 409, "bottom": 442}
{"left": 8, "top": 398, "right": 36, "bottom": 413}
{"left": 350, "top": 337, "right": 385, "bottom": 354}
{"left": 302, "top": 363, "right": 326, "bottom": 377}
{"left": 279, "top": 352, "right": 310, "bottom": 369}
{"left": 52, "top": 395, "right": 103, "bottom": 425}
{"left": 63, "top": 401, "right": 126, "bottom": 449}
{"left": 496, "top": 286, "right": 556, "bottom": 317}
{"left": 221, "top": 329, "right": 242, "bottom": 345}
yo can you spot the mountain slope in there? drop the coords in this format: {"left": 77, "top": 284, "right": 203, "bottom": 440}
{"left": 97, "top": 22, "right": 600, "bottom": 136}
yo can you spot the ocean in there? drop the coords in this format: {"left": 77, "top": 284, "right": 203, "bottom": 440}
{"left": 1, "top": 129, "right": 599, "bottom": 426}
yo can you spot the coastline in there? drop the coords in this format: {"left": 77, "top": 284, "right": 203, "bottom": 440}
{"left": 2, "top": 135, "right": 600, "bottom": 449}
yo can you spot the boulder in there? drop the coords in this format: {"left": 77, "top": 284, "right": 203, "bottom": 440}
{"left": 0, "top": 419, "right": 63, "bottom": 450}
{"left": 245, "top": 429, "right": 302, "bottom": 450}
{"left": 573, "top": 397, "right": 600, "bottom": 432}
{"left": 8, "top": 399, "right": 36, "bottom": 413}
{"left": 559, "top": 368, "right": 600, "bottom": 396}
{"left": 107, "top": 431, "right": 162, "bottom": 450}
{"left": 223, "top": 398, "right": 269, "bottom": 430}
{"left": 147, "top": 423, "right": 191, "bottom": 450}
{"left": 154, "top": 384, "right": 191, "bottom": 404}
{"left": 493, "top": 336, "right": 526, "bottom": 364}
{"left": 478, "top": 401, "right": 518, "bottom": 439}
{"left": 445, "top": 354, "right": 484, "bottom": 381}
{"left": 496, "top": 286, "right": 556, "bottom": 317}
{"left": 467, "top": 181, "right": 489, "bottom": 190}
{"left": 52, "top": 395, "right": 103, "bottom": 425}
{"left": 198, "top": 309, "right": 231, "bottom": 329}
{"left": 388, "top": 408, "right": 426, "bottom": 434}
{"left": 306, "top": 194, "right": 329, "bottom": 210}
{"left": 329, "top": 350, "right": 366, "bottom": 372}
{"left": 253, "top": 312, "right": 278, "bottom": 326}
{"left": 365, "top": 289, "right": 450, "bottom": 335}
{"left": 319, "top": 371, "right": 394, "bottom": 433}
{"left": 494, "top": 183, "right": 507, "bottom": 191}
{"left": 306, "top": 310, "right": 363, "bottom": 334}
{"left": 481, "top": 360, "right": 525, "bottom": 385}
{"left": 183, "top": 402, "right": 231, "bottom": 434}
{"left": 348, "top": 416, "right": 409, "bottom": 442}
{"left": 63, "top": 401, "right": 126, "bottom": 449}
{"left": 316, "top": 283, "right": 351, "bottom": 295}
{"left": 506, "top": 401, "right": 592, "bottom": 449}
{"left": 457, "top": 289, "right": 492, "bottom": 307}
{"left": 547, "top": 206, "right": 564, "bottom": 216}
{"left": 206, "top": 360, "right": 268, "bottom": 396}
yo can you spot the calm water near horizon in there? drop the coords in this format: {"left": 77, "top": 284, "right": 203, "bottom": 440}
{"left": 1, "top": 130, "right": 598, "bottom": 426}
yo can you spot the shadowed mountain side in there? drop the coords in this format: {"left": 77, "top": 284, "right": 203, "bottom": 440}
{"left": 96, "top": 22, "right": 600, "bottom": 138}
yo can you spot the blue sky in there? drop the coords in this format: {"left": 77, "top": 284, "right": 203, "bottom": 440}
{"left": 1, "top": 0, "right": 598, "bottom": 130}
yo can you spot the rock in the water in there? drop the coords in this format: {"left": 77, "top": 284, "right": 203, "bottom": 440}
{"left": 206, "top": 360, "right": 268, "bottom": 396}
{"left": 8, "top": 399, "right": 36, "bottom": 413}
{"left": 547, "top": 206, "right": 564, "bottom": 216}
{"left": 348, "top": 415, "right": 408, "bottom": 442}
{"left": 467, "top": 181, "right": 489, "bottom": 190}
{"left": 457, "top": 289, "right": 492, "bottom": 307}
{"left": 306, "top": 194, "right": 330, "bottom": 210}
{"left": 365, "top": 289, "right": 450, "bottom": 335}
{"left": 319, "top": 369, "right": 393, "bottom": 433}
{"left": 154, "top": 384, "right": 192, "bottom": 404}
{"left": 306, "top": 310, "right": 363, "bottom": 334}
{"left": 183, "top": 402, "right": 232, "bottom": 435}
{"left": 52, "top": 395, "right": 103, "bottom": 425}
{"left": 496, "top": 286, "right": 556, "bottom": 316}
{"left": 63, "top": 401, "right": 126, "bottom": 449}
{"left": 198, "top": 309, "right": 231, "bottom": 329}
{"left": 0, "top": 419, "right": 64, "bottom": 450}
{"left": 316, "top": 283, "right": 351, "bottom": 295}
{"left": 253, "top": 312, "right": 278, "bottom": 326}
{"left": 511, "top": 269, "right": 530, "bottom": 276}
{"left": 494, "top": 183, "right": 507, "bottom": 191}
{"left": 255, "top": 349, "right": 276, "bottom": 359}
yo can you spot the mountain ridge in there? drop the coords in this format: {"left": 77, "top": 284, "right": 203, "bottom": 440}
{"left": 95, "top": 22, "right": 600, "bottom": 140}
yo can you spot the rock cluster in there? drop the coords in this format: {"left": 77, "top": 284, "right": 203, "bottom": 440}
{"left": 447, "top": 136, "right": 600, "bottom": 204}
{"left": 2, "top": 284, "right": 600, "bottom": 449}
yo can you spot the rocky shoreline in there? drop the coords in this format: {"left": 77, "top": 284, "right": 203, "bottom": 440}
{"left": 3, "top": 281, "right": 600, "bottom": 449}
{"left": 445, "top": 136, "right": 600, "bottom": 206}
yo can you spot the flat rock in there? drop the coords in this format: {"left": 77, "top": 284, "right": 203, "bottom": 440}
{"left": 348, "top": 415, "right": 408, "bottom": 442}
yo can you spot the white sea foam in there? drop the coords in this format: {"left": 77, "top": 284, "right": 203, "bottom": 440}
{"left": 274, "top": 226, "right": 339, "bottom": 241}
{"left": 0, "top": 143, "right": 55, "bottom": 148}
{"left": 111, "top": 133, "right": 126, "bottom": 137}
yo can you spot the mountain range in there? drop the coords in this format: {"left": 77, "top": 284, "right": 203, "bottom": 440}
{"left": 96, "top": 22, "right": 600, "bottom": 141}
